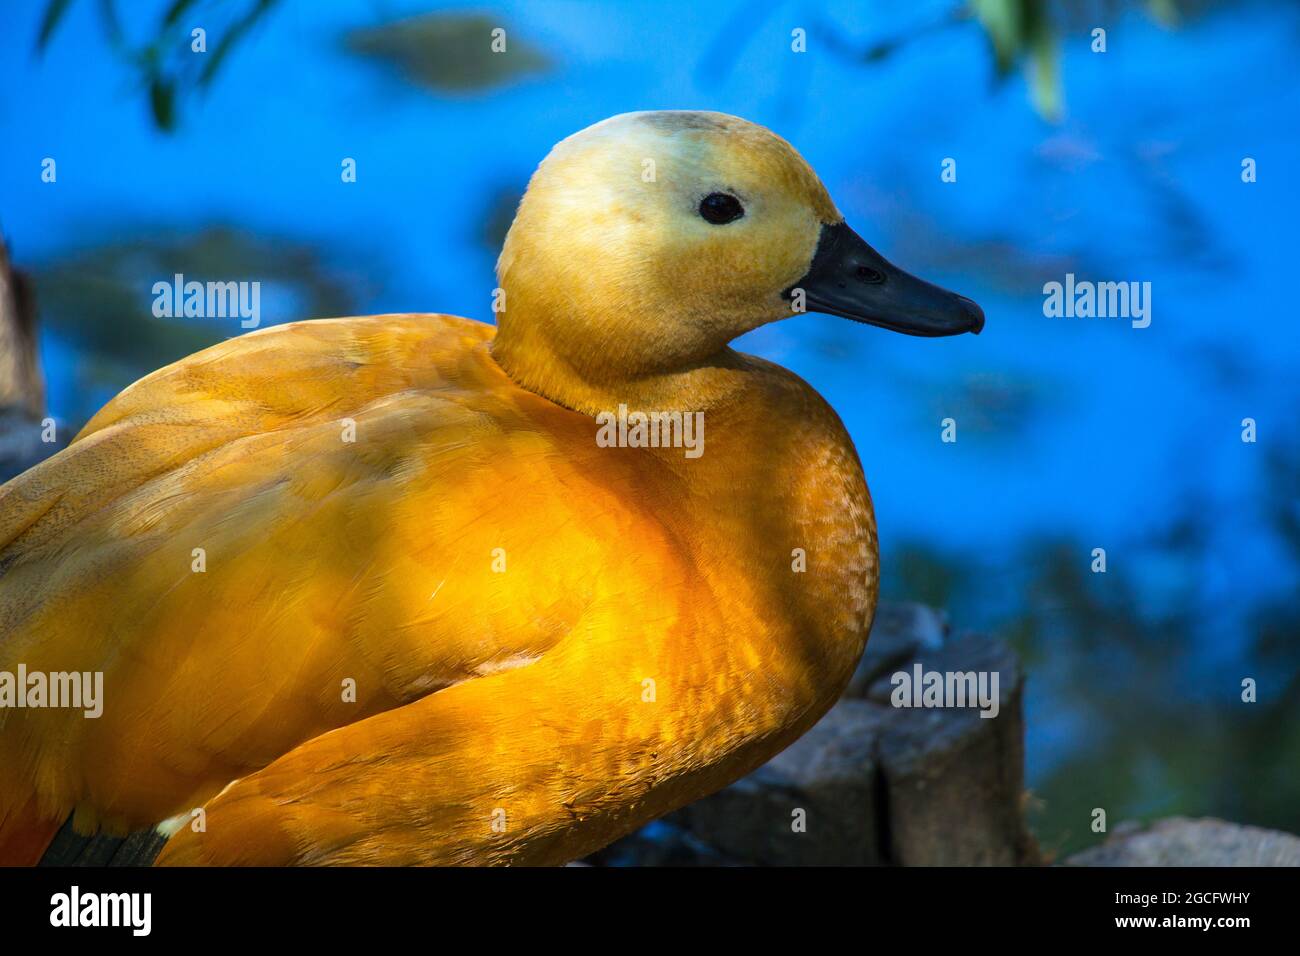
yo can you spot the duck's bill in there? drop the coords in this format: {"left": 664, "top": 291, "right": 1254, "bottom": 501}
{"left": 785, "top": 221, "right": 984, "bottom": 336}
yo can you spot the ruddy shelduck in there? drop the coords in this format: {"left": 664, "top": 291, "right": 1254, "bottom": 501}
{"left": 0, "top": 111, "right": 982, "bottom": 866}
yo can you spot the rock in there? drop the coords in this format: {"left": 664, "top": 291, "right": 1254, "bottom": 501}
{"left": 868, "top": 633, "right": 1037, "bottom": 865}
{"left": 1065, "top": 817, "right": 1300, "bottom": 867}
{"left": 669, "top": 699, "right": 892, "bottom": 865}
{"left": 844, "top": 602, "right": 947, "bottom": 696}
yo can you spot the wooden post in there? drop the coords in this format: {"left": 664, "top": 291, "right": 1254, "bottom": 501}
{"left": 0, "top": 235, "right": 43, "bottom": 419}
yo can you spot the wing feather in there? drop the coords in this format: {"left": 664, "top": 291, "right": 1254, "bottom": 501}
{"left": 0, "top": 314, "right": 624, "bottom": 832}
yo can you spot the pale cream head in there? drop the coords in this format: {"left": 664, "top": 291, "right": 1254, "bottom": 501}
{"left": 491, "top": 110, "right": 982, "bottom": 413}
{"left": 493, "top": 111, "right": 840, "bottom": 389}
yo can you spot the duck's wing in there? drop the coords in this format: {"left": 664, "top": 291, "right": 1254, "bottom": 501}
{"left": 151, "top": 626, "right": 654, "bottom": 866}
{"left": 0, "top": 314, "right": 633, "bottom": 837}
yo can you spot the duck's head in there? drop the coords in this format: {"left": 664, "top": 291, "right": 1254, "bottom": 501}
{"left": 492, "top": 110, "right": 983, "bottom": 410}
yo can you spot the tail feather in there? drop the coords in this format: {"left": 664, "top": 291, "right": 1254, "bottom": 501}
{"left": 0, "top": 798, "right": 62, "bottom": 867}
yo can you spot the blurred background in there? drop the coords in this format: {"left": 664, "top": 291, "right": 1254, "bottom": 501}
{"left": 1, "top": 0, "right": 1297, "bottom": 859}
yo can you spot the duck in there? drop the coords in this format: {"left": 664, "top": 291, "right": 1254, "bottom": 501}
{"left": 0, "top": 110, "right": 982, "bottom": 866}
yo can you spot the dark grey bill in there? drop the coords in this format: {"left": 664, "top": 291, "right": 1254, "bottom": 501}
{"left": 784, "top": 221, "right": 984, "bottom": 336}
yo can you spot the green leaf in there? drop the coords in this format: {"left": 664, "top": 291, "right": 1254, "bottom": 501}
{"left": 96, "top": 0, "right": 125, "bottom": 52}
{"left": 1027, "top": 16, "right": 1061, "bottom": 121}
{"left": 969, "top": 0, "right": 1062, "bottom": 121}
{"left": 149, "top": 75, "right": 176, "bottom": 131}
{"left": 36, "top": 0, "right": 76, "bottom": 51}
{"left": 198, "top": 0, "right": 277, "bottom": 89}
{"left": 969, "top": 0, "right": 1019, "bottom": 75}
{"left": 161, "top": 0, "right": 199, "bottom": 29}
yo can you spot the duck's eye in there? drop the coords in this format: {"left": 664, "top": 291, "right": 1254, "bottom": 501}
{"left": 699, "top": 192, "right": 744, "bottom": 225}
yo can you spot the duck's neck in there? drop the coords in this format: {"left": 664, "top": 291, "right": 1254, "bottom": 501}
{"left": 490, "top": 303, "right": 753, "bottom": 417}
